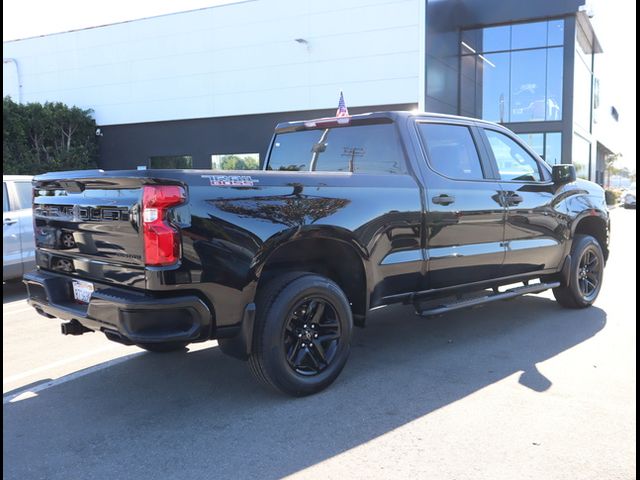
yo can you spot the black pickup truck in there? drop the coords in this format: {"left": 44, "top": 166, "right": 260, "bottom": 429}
{"left": 25, "top": 111, "right": 610, "bottom": 396}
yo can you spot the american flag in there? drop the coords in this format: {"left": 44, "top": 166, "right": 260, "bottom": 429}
{"left": 336, "top": 91, "right": 349, "bottom": 117}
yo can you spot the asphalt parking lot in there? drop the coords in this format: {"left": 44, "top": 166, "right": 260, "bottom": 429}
{"left": 3, "top": 208, "right": 636, "bottom": 480}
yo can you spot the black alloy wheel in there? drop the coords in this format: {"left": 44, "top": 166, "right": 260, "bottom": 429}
{"left": 553, "top": 234, "right": 605, "bottom": 309}
{"left": 576, "top": 247, "right": 602, "bottom": 302}
{"left": 249, "top": 272, "right": 353, "bottom": 396}
{"left": 283, "top": 297, "right": 341, "bottom": 376}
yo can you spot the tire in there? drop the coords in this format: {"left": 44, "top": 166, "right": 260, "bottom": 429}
{"left": 248, "top": 272, "right": 353, "bottom": 396}
{"left": 553, "top": 234, "right": 605, "bottom": 309}
{"left": 137, "top": 341, "right": 188, "bottom": 353}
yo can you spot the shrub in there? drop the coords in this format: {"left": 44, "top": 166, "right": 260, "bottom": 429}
{"left": 604, "top": 189, "right": 620, "bottom": 206}
{"left": 3, "top": 97, "right": 98, "bottom": 175}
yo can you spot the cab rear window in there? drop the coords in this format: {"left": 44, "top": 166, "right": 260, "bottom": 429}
{"left": 267, "top": 124, "right": 406, "bottom": 174}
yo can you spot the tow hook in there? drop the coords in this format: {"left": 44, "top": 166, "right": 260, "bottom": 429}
{"left": 60, "top": 320, "right": 92, "bottom": 335}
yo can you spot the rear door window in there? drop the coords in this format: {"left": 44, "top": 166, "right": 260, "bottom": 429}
{"left": 267, "top": 124, "right": 406, "bottom": 174}
{"left": 417, "top": 123, "right": 485, "bottom": 180}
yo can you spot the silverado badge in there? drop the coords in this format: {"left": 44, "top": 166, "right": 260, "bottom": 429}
{"left": 201, "top": 175, "right": 259, "bottom": 187}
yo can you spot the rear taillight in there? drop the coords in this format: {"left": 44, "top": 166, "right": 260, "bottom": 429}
{"left": 142, "top": 185, "right": 185, "bottom": 266}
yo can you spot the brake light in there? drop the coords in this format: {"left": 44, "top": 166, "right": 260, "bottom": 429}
{"left": 304, "top": 116, "right": 350, "bottom": 128}
{"left": 142, "top": 185, "right": 185, "bottom": 266}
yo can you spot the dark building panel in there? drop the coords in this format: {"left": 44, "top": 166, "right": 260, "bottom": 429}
{"left": 98, "top": 103, "right": 417, "bottom": 170}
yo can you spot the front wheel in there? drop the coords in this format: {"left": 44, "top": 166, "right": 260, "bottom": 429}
{"left": 249, "top": 272, "right": 353, "bottom": 396}
{"left": 553, "top": 234, "right": 605, "bottom": 309}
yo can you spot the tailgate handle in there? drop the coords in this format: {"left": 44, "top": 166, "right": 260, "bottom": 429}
{"left": 3, "top": 218, "right": 17, "bottom": 225}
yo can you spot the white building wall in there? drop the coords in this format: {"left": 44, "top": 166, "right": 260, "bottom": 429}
{"left": 3, "top": 0, "right": 420, "bottom": 126}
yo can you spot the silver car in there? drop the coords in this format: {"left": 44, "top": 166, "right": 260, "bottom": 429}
{"left": 622, "top": 189, "right": 636, "bottom": 209}
{"left": 3, "top": 175, "right": 35, "bottom": 281}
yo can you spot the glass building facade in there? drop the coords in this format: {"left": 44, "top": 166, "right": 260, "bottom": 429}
{"left": 460, "top": 20, "right": 564, "bottom": 124}
{"left": 460, "top": 19, "right": 566, "bottom": 167}
{"left": 517, "top": 132, "right": 563, "bottom": 165}
{"left": 424, "top": 1, "right": 609, "bottom": 183}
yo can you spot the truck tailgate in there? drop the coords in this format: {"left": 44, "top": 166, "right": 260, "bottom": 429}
{"left": 33, "top": 175, "right": 152, "bottom": 287}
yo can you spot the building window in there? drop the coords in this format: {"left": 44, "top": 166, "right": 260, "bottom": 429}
{"left": 517, "top": 132, "right": 562, "bottom": 165}
{"left": 610, "top": 106, "right": 619, "bottom": 122}
{"left": 573, "top": 50, "right": 593, "bottom": 131}
{"left": 461, "top": 19, "right": 564, "bottom": 123}
{"left": 517, "top": 133, "right": 544, "bottom": 156}
{"left": 149, "top": 155, "right": 193, "bottom": 169}
{"left": 572, "top": 133, "right": 591, "bottom": 180}
{"left": 544, "top": 133, "right": 562, "bottom": 165}
{"left": 211, "top": 153, "right": 260, "bottom": 170}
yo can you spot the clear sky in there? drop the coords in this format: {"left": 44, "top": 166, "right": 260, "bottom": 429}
{"left": 2, "top": 0, "right": 636, "bottom": 170}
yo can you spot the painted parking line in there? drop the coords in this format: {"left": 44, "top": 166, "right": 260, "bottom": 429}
{"left": 3, "top": 352, "right": 144, "bottom": 405}
{"left": 3, "top": 344, "right": 123, "bottom": 385}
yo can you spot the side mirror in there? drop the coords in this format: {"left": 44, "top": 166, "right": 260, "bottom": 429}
{"left": 552, "top": 164, "right": 576, "bottom": 184}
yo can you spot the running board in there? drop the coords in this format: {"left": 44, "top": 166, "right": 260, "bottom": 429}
{"left": 415, "top": 281, "right": 560, "bottom": 317}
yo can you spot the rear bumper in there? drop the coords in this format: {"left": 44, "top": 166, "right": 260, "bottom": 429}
{"left": 23, "top": 270, "right": 213, "bottom": 345}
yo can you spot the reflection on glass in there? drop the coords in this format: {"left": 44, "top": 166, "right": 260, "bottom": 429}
{"left": 482, "top": 25, "right": 510, "bottom": 52}
{"left": 511, "top": 21, "right": 547, "bottom": 50}
{"left": 418, "top": 124, "right": 485, "bottom": 180}
{"left": 485, "top": 129, "right": 541, "bottom": 182}
{"left": 547, "top": 19, "right": 564, "bottom": 46}
{"left": 510, "top": 49, "right": 547, "bottom": 122}
{"left": 572, "top": 133, "right": 591, "bottom": 180}
{"left": 517, "top": 133, "right": 544, "bottom": 156}
{"left": 574, "top": 52, "right": 593, "bottom": 131}
{"left": 481, "top": 52, "right": 509, "bottom": 122}
{"left": 545, "top": 133, "right": 562, "bottom": 165}
{"left": 546, "top": 47, "right": 563, "bottom": 120}
{"left": 461, "top": 20, "right": 565, "bottom": 123}
{"left": 267, "top": 125, "right": 406, "bottom": 174}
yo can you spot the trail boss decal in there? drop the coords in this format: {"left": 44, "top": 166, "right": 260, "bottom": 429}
{"left": 201, "top": 175, "right": 259, "bottom": 187}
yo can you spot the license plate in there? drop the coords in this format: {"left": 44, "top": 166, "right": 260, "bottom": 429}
{"left": 72, "top": 280, "right": 94, "bottom": 304}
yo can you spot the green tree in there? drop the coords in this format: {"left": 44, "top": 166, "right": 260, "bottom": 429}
{"left": 3, "top": 97, "right": 98, "bottom": 174}
{"left": 604, "top": 152, "right": 623, "bottom": 188}
{"left": 219, "top": 154, "right": 259, "bottom": 170}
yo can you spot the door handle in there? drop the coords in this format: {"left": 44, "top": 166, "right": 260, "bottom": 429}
{"left": 432, "top": 194, "right": 455, "bottom": 205}
{"left": 3, "top": 218, "right": 17, "bottom": 225}
{"left": 506, "top": 193, "right": 523, "bottom": 205}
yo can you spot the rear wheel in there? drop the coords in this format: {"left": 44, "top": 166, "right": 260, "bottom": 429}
{"left": 553, "top": 234, "right": 604, "bottom": 309}
{"left": 249, "top": 272, "right": 353, "bottom": 396}
{"left": 137, "top": 341, "right": 188, "bottom": 353}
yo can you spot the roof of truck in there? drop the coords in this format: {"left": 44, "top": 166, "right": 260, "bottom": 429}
{"left": 274, "top": 110, "right": 501, "bottom": 133}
